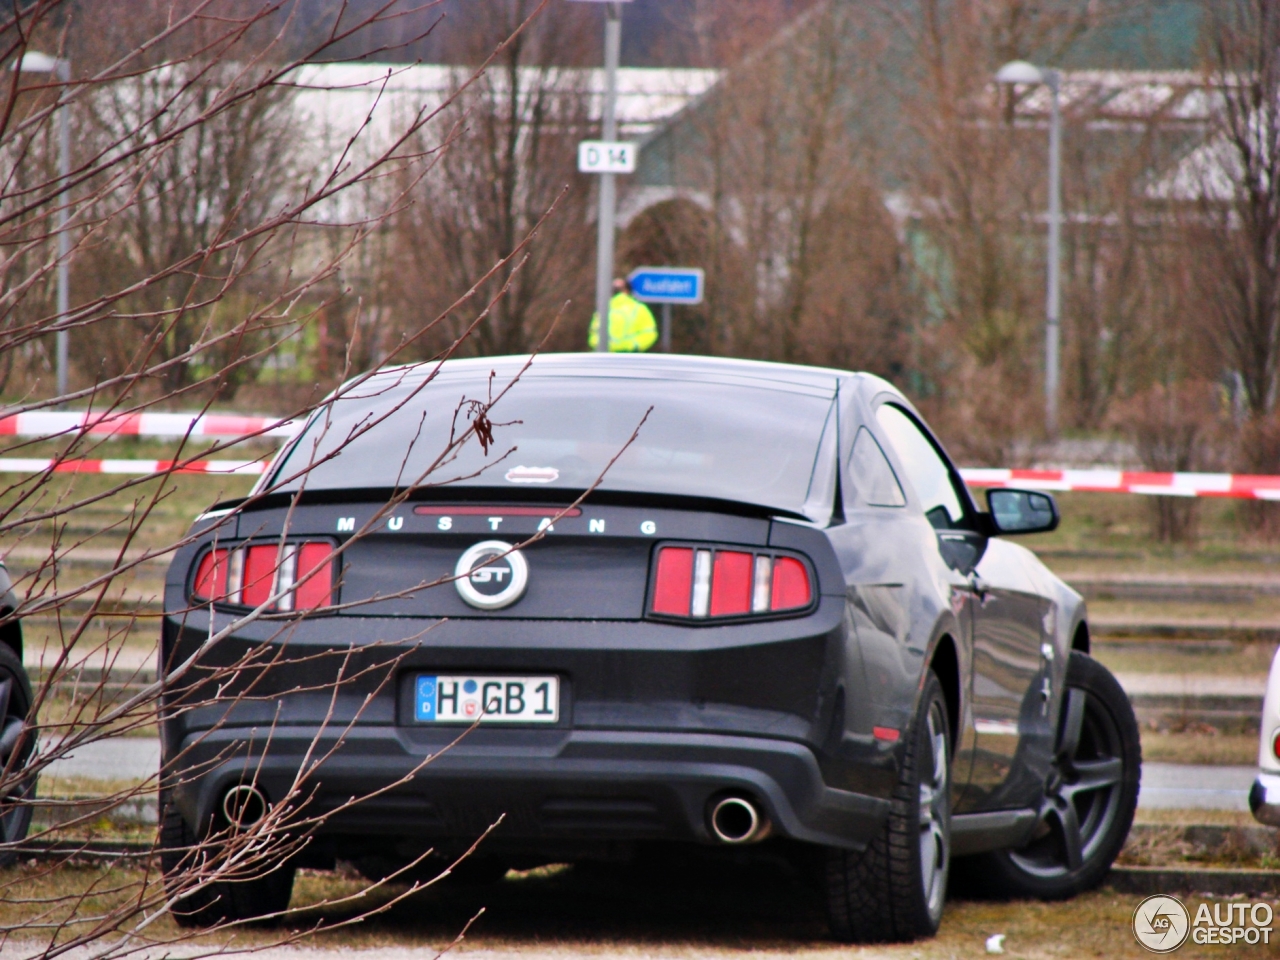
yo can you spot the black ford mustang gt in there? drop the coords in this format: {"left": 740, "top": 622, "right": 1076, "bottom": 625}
{"left": 159, "top": 353, "right": 1140, "bottom": 941}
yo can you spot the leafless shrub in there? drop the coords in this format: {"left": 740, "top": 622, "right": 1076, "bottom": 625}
{"left": 1111, "top": 380, "right": 1224, "bottom": 543}
{"left": 876, "top": 0, "right": 1195, "bottom": 448}
{"left": 0, "top": 1, "right": 640, "bottom": 955}
{"left": 626, "top": 2, "right": 916, "bottom": 375}
{"left": 1188, "top": 0, "right": 1280, "bottom": 423}
{"left": 373, "top": 1, "right": 597, "bottom": 360}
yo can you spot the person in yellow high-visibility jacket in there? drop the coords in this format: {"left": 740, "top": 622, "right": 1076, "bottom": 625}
{"left": 588, "top": 278, "right": 658, "bottom": 352}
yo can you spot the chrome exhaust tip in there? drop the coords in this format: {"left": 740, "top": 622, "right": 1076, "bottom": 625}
{"left": 221, "top": 783, "right": 269, "bottom": 827}
{"left": 709, "top": 795, "right": 769, "bottom": 844}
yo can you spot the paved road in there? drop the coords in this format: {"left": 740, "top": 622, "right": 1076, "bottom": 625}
{"left": 1138, "top": 762, "right": 1255, "bottom": 811}
{"left": 39, "top": 738, "right": 1259, "bottom": 811}
{"left": 41, "top": 736, "right": 161, "bottom": 783}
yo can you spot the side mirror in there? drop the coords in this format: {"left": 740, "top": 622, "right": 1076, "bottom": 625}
{"left": 986, "top": 488, "right": 1059, "bottom": 535}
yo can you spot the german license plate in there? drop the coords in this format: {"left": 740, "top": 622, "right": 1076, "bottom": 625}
{"left": 413, "top": 674, "right": 560, "bottom": 723}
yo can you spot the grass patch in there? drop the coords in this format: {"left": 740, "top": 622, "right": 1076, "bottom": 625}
{"left": 1010, "top": 491, "right": 1267, "bottom": 573}
{"left": 1094, "top": 640, "right": 1277, "bottom": 678}
{"left": 1140, "top": 730, "right": 1259, "bottom": 765}
{"left": 1135, "top": 808, "right": 1262, "bottom": 827}
{"left": 1086, "top": 596, "right": 1280, "bottom": 623}
{"left": 35, "top": 776, "right": 152, "bottom": 798}
{"left": 0, "top": 856, "right": 1274, "bottom": 958}
{"left": 1119, "top": 826, "right": 1280, "bottom": 870}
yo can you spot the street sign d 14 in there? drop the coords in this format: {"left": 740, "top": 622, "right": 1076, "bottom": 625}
{"left": 578, "top": 140, "right": 636, "bottom": 174}
{"left": 628, "top": 267, "right": 704, "bottom": 304}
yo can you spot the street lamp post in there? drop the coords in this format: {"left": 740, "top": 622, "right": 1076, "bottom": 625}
{"left": 571, "top": 0, "right": 635, "bottom": 352}
{"left": 15, "top": 51, "right": 72, "bottom": 402}
{"left": 996, "top": 60, "right": 1062, "bottom": 436}
{"left": 593, "top": 2, "right": 622, "bottom": 352}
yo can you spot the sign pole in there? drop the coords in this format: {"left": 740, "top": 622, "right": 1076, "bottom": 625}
{"left": 661, "top": 303, "right": 671, "bottom": 353}
{"left": 593, "top": 3, "right": 622, "bottom": 352}
{"left": 55, "top": 58, "right": 70, "bottom": 403}
{"left": 1045, "top": 70, "right": 1062, "bottom": 436}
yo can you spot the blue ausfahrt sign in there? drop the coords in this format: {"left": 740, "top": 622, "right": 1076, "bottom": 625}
{"left": 628, "top": 267, "right": 704, "bottom": 305}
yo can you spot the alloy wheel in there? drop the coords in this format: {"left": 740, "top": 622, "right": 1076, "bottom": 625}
{"left": 1008, "top": 686, "right": 1125, "bottom": 878}
{"left": 0, "top": 673, "right": 34, "bottom": 846}
{"left": 918, "top": 698, "right": 949, "bottom": 915}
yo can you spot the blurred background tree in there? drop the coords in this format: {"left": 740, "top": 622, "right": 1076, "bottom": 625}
{"left": 15, "top": 0, "right": 1280, "bottom": 544}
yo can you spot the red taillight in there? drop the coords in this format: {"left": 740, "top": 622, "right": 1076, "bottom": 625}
{"left": 241, "top": 545, "right": 277, "bottom": 607}
{"left": 192, "top": 549, "right": 228, "bottom": 600}
{"left": 1273, "top": 729, "right": 1280, "bottom": 761}
{"left": 293, "top": 542, "right": 336, "bottom": 611}
{"left": 191, "top": 541, "right": 335, "bottom": 613}
{"left": 710, "top": 551, "right": 753, "bottom": 616}
{"left": 653, "top": 547, "right": 694, "bottom": 615}
{"left": 771, "top": 556, "right": 812, "bottom": 610}
{"left": 650, "top": 545, "right": 813, "bottom": 619}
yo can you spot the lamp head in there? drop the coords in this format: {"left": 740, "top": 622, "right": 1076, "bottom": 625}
{"left": 14, "top": 51, "right": 60, "bottom": 74}
{"left": 995, "top": 60, "right": 1044, "bottom": 85}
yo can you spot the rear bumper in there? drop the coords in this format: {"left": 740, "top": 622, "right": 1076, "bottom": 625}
{"left": 1250, "top": 771, "right": 1280, "bottom": 827}
{"left": 169, "top": 724, "right": 889, "bottom": 853}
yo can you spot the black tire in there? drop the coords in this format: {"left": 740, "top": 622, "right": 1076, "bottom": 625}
{"left": 0, "top": 642, "right": 36, "bottom": 868}
{"left": 965, "top": 651, "right": 1140, "bottom": 899}
{"left": 159, "top": 789, "right": 296, "bottom": 927}
{"left": 825, "top": 670, "right": 951, "bottom": 943}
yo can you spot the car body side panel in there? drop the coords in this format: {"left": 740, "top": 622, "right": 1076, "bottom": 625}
{"left": 0, "top": 562, "right": 21, "bottom": 657}
{"left": 817, "top": 501, "right": 970, "bottom": 806}
{"left": 1251, "top": 647, "right": 1280, "bottom": 825}
{"left": 964, "top": 538, "right": 1055, "bottom": 810}
{"left": 1260, "top": 646, "right": 1280, "bottom": 775}
{"left": 843, "top": 378, "right": 1076, "bottom": 818}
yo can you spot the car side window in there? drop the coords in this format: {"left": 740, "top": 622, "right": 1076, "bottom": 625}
{"left": 849, "top": 426, "right": 906, "bottom": 507}
{"left": 874, "top": 404, "right": 965, "bottom": 530}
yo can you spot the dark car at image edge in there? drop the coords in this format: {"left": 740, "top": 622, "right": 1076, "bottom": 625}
{"left": 158, "top": 353, "right": 1141, "bottom": 942}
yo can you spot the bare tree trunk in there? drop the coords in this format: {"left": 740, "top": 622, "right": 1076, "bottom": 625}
{"left": 1196, "top": 0, "right": 1280, "bottom": 421}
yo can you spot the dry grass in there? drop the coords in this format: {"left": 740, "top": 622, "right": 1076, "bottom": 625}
{"left": 1134, "top": 808, "right": 1261, "bottom": 827}
{"left": 1018, "top": 491, "right": 1275, "bottom": 575}
{"left": 1094, "top": 640, "right": 1277, "bottom": 678}
{"left": 0, "top": 855, "right": 1273, "bottom": 959}
{"left": 1119, "top": 826, "right": 1280, "bottom": 870}
{"left": 1086, "top": 596, "right": 1280, "bottom": 623}
{"left": 1140, "top": 730, "right": 1260, "bottom": 765}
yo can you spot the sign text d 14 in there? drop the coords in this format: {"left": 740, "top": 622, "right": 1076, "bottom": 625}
{"left": 578, "top": 141, "right": 636, "bottom": 174}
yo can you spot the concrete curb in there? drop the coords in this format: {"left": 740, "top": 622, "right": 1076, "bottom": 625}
{"left": 10, "top": 839, "right": 154, "bottom": 862}
{"left": 1092, "top": 620, "right": 1280, "bottom": 642}
{"left": 30, "top": 795, "right": 158, "bottom": 830}
{"left": 1108, "top": 866, "right": 1280, "bottom": 895}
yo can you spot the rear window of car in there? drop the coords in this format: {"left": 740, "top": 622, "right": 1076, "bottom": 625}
{"left": 269, "top": 371, "right": 838, "bottom": 516}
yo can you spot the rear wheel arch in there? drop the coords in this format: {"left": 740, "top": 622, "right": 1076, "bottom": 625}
{"left": 1071, "top": 620, "right": 1089, "bottom": 655}
{"left": 0, "top": 613, "right": 20, "bottom": 661}
{"left": 928, "top": 634, "right": 960, "bottom": 753}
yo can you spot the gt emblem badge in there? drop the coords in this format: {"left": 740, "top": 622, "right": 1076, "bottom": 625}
{"left": 454, "top": 540, "right": 529, "bottom": 610}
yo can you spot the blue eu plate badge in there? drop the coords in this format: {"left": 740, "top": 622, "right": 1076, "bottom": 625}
{"left": 414, "top": 676, "right": 438, "bottom": 721}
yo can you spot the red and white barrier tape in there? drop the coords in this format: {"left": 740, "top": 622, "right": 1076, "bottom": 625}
{"left": 960, "top": 468, "right": 1280, "bottom": 500}
{"left": 0, "top": 411, "right": 298, "bottom": 439}
{"left": 3, "top": 458, "right": 1280, "bottom": 500}
{"left": 0, "top": 458, "right": 267, "bottom": 475}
